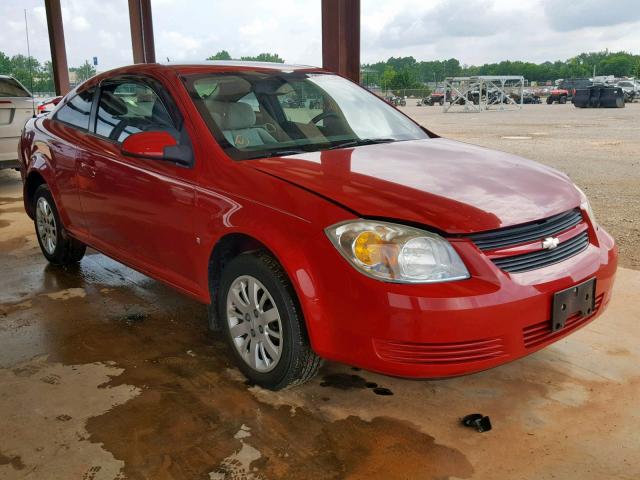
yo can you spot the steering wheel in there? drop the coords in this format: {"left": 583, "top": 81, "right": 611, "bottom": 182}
{"left": 310, "top": 110, "right": 339, "bottom": 125}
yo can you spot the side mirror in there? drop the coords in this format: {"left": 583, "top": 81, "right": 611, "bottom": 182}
{"left": 121, "top": 131, "right": 192, "bottom": 167}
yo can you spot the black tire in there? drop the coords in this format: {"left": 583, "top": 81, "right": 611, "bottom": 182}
{"left": 439, "top": 98, "right": 444, "bottom": 106}
{"left": 546, "top": 96, "right": 553, "bottom": 104}
{"left": 559, "top": 96, "right": 567, "bottom": 104}
{"left": 33, "top": 184, "right": 86, "bottom": 265}
{"left": 217, "top": 251, "right": 322, "bottom": 390}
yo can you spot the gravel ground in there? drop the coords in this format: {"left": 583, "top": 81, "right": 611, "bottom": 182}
{"left": 401, "top": 102, "right": 640, "bottom": 269}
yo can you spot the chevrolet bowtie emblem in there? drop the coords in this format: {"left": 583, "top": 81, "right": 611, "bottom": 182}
{"left": 542, "top": 236, "right": 560, "bottom": 250}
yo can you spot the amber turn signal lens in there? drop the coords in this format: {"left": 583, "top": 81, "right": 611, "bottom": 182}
{"left": 353, "top": 231, "right": 383, "bottom": 265}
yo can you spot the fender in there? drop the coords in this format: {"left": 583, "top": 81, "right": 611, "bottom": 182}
{"left": 196, "top": 186, "right": 353, "bottom": 354}
{"left": 23, "top": 149, "right": 63, "bottom": 220}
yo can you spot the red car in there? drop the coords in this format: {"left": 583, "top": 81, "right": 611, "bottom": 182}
{"left": 37, "top": 95, "right": 63, "bottom": 115}
{"left": 19, "top": 63, "right": 617, "bottom": 390}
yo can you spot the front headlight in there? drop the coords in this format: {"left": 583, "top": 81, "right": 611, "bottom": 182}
{"left": 576, "top": 186, "right": 597, "bottom": 227}
{"left": 325, "top": 220, "right": 469, "bottom": 283}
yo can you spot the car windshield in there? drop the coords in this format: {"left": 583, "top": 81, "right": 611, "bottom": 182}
{"left": 183, "top": 71, "right": 429, "bottom": 160}
{"left": 0, "top": 77, "right": 31, "bottom": 98}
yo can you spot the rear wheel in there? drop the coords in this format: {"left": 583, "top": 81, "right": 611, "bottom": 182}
{"left": 546, "top": 96, "right": 553, "bottom": 104}
{"left": 34, "top": 185, "right": 86, "bottom": 265}
{"left": 218, "top": 252, "right": 322, "bottom": 390}
{"left": 559, "top": 96, "right": 567, "bottom": 104}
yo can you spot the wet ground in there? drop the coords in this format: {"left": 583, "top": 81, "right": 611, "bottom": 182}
{"left": 1, "top": 152, "right": 640, "bottom": 479}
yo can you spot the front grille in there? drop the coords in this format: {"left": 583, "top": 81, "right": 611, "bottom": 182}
{"left": 522, "top": 293, "right": 604, "bottom": 348}
{"left": 491, "top": 231, "right": 589, "bottom": 273}
{"left": 469, "top": 209, "right": 583, "bottom": 251}
{"left": 373, "top": 337, "right": 506, "bottom": 365}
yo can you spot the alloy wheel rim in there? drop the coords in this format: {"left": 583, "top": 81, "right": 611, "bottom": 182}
{"left": 226, "top": 275, "right": 283, "bottom": 373}
{"left": 36, "top": 197, "right": 57, "bottom": 255}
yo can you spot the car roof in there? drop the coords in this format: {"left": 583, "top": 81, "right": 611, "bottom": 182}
{"left": 92, "top": 61, "right": 322, "bottom": 78}
{"left": 76, "top": 61, "right": 328, "bottom": 95}
{"left": 162, "top": 60, "right": 317, "bottom": 71}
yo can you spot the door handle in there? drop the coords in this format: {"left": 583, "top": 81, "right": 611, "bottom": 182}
{"left": 79, "top": 161, "right": 96, "bottom": 179}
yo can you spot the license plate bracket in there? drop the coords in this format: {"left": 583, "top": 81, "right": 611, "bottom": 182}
{"left": 551, "top": 278, "right": 596, "bottom": 332}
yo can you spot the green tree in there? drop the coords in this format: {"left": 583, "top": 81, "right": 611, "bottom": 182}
{"left": 0, "top": 51, "right": 11, "bottom": 74}
{"left": 70, "top": 60, "right": 96, "bottom": 83}
{"left": 6, "top": 54, "right": 41, "bottom": 92}
{"left": 381, "top": 65, "right": 396, "bottom": 91}
{"left": 206, "top": 50, "right": 232, "bottom": 60}
{"left": 240, "top": 53, "right": 285, "bottom": 63}
{"left": 363, "top": 50, "right": 640, "bottom": 85}
{"left": 599, "top": 54, "right": 635, "bottom": 77}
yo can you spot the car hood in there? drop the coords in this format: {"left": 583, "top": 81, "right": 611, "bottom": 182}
{"left": 249, "top": 138, "right": 581, "bottom": 234}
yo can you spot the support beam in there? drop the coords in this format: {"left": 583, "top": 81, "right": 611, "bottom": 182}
{"left": 44, "top": 0, "right": 70, "bottom": 95}
{"left": 128, "top": 0, "right": 156, "bottom": 64}
{"left": 321, "top": 0, "right": 360, "bottom": 83}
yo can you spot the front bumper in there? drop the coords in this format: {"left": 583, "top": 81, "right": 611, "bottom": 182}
{"left": 305, "top": 225, "right": 617, "bottom": 378}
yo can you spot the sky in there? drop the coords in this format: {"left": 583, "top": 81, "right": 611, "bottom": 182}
{"left": 1, "top": 0, "right": 639, "bottom": 70}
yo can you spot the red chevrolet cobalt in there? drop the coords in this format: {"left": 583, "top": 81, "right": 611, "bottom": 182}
{"left": 19, "top": 62, "right": 617, "bottom": 389}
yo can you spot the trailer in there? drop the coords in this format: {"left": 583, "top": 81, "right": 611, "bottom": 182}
{"left": 572, "top": 86, "right": 625, "bottom": 108}
{"left": 443, "top": 76, "right": 525, "bottom": 112}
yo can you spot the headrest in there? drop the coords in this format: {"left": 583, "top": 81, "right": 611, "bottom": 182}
{"left": 220, "top": 102, "right": 256, "bottom": 130}
{"left": 216, "top": 77, "right": 252, "bottom": 98}
{"left": 100, "top": 91, "right": 128, "bottom": 116}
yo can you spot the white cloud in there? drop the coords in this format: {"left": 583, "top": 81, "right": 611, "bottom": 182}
{"left": 542, "top": 0, "right": 640, "bottom": 31}
{"left": 69, "top": 15, "right": 90, "bottom": 32}
{"left": 160, "top": 31, "right": 202, "bottom": 60}
{"left": 239, "top": 19, "right": 278, "bottom": 37}
{"left": 6, "top": 20, "right": 24, "bottom": 32}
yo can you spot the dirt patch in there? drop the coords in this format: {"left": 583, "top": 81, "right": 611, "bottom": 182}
{"left": 0, "top": 196, "right": 21, "bottom": 205}
{"left": 0, "top": 358, "right": 139, "bottom": 479}
{"left": 0, "top": 452, "right": 25, "bottom": 471}
{"left": 315, "top": 416, "right": 473, "bottom": 480}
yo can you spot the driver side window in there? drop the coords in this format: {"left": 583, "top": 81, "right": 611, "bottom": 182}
{"left": 94, "top": 81, "right": 176, "bottom": 143}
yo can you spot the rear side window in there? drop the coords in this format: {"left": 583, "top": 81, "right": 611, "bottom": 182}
{"left": 55, "top": 89, "right": 94, "bottom": 130}
{"left": 94, "top": 81, "right": 176, "bottom": 143}
{"left": 0, "top": 77, "right": 31, "bottom": 97}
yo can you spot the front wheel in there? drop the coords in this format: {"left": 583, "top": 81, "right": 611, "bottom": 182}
{"left": 34, "top": 185, "right": 86, "bottom": 265}
{"left": 217, "top": 252, "right": 322, "bottom": 390}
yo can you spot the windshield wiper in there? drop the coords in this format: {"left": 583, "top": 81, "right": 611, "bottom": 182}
{"left": 328, "top": 138, "right": 396, "bottom": 150}
{"left": 244, "top": 139, "right": 397, "bottom": 159}
{"left": 249, "top": 149, "right": 311, "bottom": 159}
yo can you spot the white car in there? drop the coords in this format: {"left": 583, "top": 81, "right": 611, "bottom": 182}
{"left": 1, "top": 75, "right": 36, "bottom": 169}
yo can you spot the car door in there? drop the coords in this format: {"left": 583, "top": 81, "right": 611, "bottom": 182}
{"left": 44, "top": 87, "right": 97, "bottom": 232}
{"left": 76, "top": 75, "right": 199, "bottom": 292}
